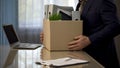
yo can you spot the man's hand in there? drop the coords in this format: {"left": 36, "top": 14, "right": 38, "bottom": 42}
{"left": 68, "top": 35, "right": 91, "bottom": 50}
{"left": 40, "top": 32, "right": 44, "bottom": 43}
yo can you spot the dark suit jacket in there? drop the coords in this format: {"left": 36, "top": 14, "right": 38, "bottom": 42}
{"left": 76, "top": 0, "right": 120, "bottom": 67}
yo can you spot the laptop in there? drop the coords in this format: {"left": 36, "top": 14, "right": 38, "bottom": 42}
{"left": 2, "top": 24, "right": 41, "bottom": 50}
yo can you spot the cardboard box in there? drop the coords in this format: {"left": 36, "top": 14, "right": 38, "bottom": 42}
{"left": 43, "top": 19, "right": 83, "bottom": 51}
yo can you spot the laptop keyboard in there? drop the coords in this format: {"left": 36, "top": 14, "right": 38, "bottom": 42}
{"left": 15, "top": 43, "right": 30, "bottom": 48}
{"left": 13, "top": 43, "right": 41, "bottom": 49}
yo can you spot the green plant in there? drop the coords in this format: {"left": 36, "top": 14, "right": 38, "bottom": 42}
{"left": 49, "top": 13, "right": 62, "bottom": 21}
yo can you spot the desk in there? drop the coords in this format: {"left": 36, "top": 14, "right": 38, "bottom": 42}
{"left": 0, "top": 45, "right": 104, "bottom": 68}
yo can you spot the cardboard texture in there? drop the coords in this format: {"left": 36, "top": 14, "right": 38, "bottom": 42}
{"left": 43, "top": 19, "right": 83, "bottom": 51}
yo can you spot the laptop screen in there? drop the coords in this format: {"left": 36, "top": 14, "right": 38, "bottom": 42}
{"left": 3, "top": 25, "right": 19, "bottom": 44}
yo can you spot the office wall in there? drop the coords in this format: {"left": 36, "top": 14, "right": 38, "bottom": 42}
{"left": 0, "top": 0, "right": 18, "bottom": 67}
{"left": 115, "top": 0, "right": 120, "bottom": 65}
{"left": 0, "top": 0, "right": 18, "bottom": 45}
{"left": 115, "top": 35, "right": 120, "bottom": 65}
{"left": 115, "top": 0, "right": 120, "bottom": 19}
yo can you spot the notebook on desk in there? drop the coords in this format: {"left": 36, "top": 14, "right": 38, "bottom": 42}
{"left": 2, "top": 24, "right": 41, "bottom": 50}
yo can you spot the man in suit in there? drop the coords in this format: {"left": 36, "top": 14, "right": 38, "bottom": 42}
{"left": 68, "top": 0, "right": 120, "bottom": 67}
{"left": 40, "top": 0, "right": 120, "bottom": 67}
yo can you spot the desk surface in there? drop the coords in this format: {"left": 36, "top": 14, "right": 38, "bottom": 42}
{"left": 0, "top": 45, "right": 104, "bottom": 68}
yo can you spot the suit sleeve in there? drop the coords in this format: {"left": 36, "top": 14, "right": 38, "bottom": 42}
{"left": 89, "top": 0, "right": 120, "bottom": 45}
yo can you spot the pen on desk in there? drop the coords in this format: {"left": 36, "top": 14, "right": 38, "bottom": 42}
{"left": 35, "top": 62, "right": 52, "bottom": 66}
{"left": 35, "top": 62, "right": 42, "bottom": 65}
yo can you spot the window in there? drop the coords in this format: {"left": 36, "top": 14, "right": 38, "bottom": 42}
{"left": 18, "top": 0, "right": 78, "bottom": 28}
{"left": 18, "top": 0, "right": 43, "bottom": 28}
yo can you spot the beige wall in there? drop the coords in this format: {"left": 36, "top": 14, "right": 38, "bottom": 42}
{"left": 115, "top": 35, "right": 120, "bottom": 65}
{"left": 115, "top": 0, "right": 120, "bottom": 19}
{"left": 115, "top": 0, "right": 120, "bottom": 65}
